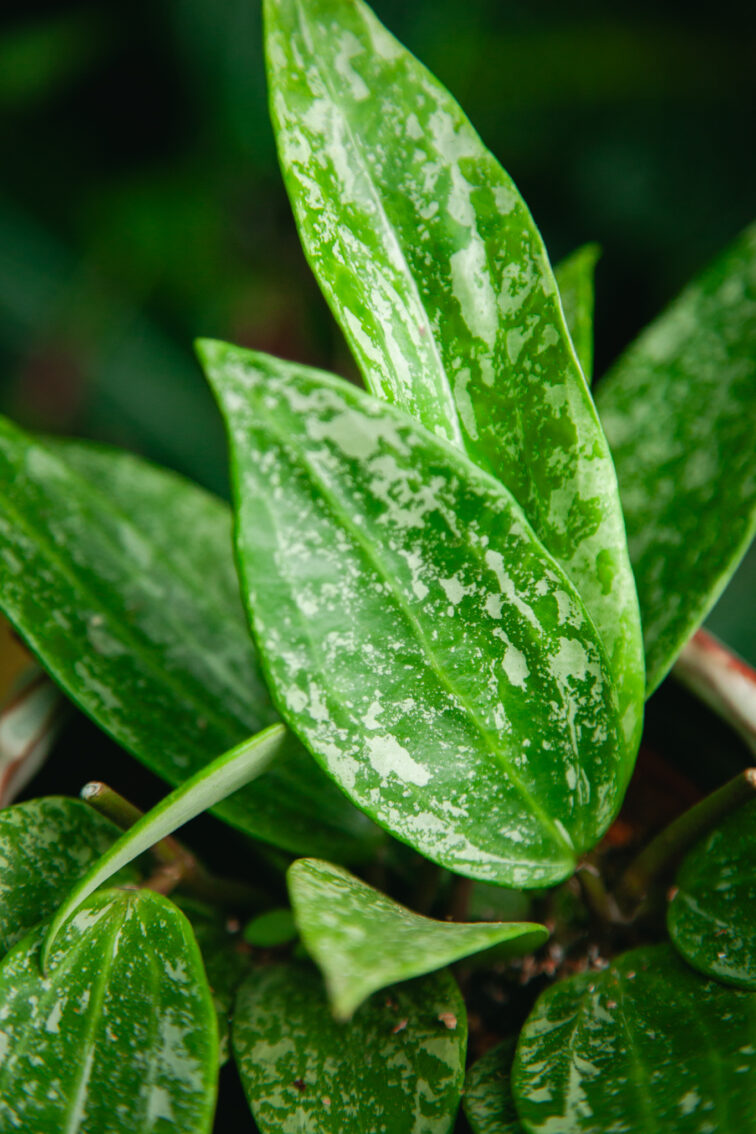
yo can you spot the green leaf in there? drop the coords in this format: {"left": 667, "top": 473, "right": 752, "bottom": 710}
{"left": 668, "top": 797, "right": 756, "bottom": 990}
{"left": 0, "top": 795, "right": 135, "bottom": 957}
{"left": 464, "top": 1038, "right": 523, "bottom": 1134}
{"left": 182, "top": 903, "right": 251, "bottom": 1065}
{"left": 232, "top": 961, "right": 466, "bottom": 1133}
{"left": 0, "top": 426, "right": 377, "bottom": 859}
{"left": 288, "top": 857, "right": 547, "bottom": 1019}
{"left": 0, "top": 889, "right": 218, "bottom": 1132}
{"left": 243, "top": 908, "right": 298, "bottom": 947}
{"left": 43, "top": 724, "right": 285, "bottom": 968}
{"left": 264, "top": 0, "right": 644, "bottom": 757}
{"left": 597, "top": 223, "right": 756, "bottom": 693}
{"left": 512, "top": 944, "right": 756, "bottom": 1133}
{"left": 201, "top": 340, "right": 625, "bottom": 888}
{"left": 554, "top": 244, "right": 600, "bottom": 382}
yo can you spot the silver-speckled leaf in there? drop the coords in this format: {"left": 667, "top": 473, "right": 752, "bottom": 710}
{"left": 201, "top": 340, "right": 625, "bottom": 888}
{"left": 597, "top": 224, "right": 756, "bottom": 693}
{"left": 233, "top": 961, "right": 466, "bottom": 1133}
{"left": 0, "top": 890, "right": 217, "bottom": 1132}
{"left": 0, "top": 426, "right": 377, "bottom": 860}
{"left": 554, "top": 244, "right": 600, "bottom": 382}
{"left": 264, "top": 0, "right": 644, "bottom": 757}
{"left": 668, "top": 798, "right": 756, "bottom": 989}
{"left": 288, "top": 858, "right": 547, "bottom": 1018}
{"left": 464, "top": 1038, "right": 523, "bottom": 1134}
{"left": 513, "top": 944, "right": 756, "bottom": 1133}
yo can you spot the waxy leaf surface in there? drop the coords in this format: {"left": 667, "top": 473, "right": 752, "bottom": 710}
{"left": 233, "top": 961, "right": 466, "bottom": 1133}
{"left": 0, "top": 890, "right": 217, "bottom": 1133}
{"left": 0, "top": 427, "right": 376, "bottom": 859}
{"left": 265, "top": 0, "right": 644, "bottom": 756}
{"left": 202, "top": 341, "right": 625, "bottom": 888}
{"left": 464, "top": 1038, "right": 523, "bottom": 1134}
{"left": 597, "top": 224, "right": 756, "bottom": 692}
{"left": 554, "top": 245, "right": 599, "bottom": 382}
{"left": 513, "top": 944, "right": 756, "bottom": 1133}
{"left": 288, "top": 857, "right": 547, "bottom": 1018}
{"left": 668, "top": 798, "right": 756, "bottom": 989}
{"left": 0, "top": 795, "right": 133, "bottom": 956}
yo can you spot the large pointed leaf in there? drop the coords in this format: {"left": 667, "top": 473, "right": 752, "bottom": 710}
{"left": 232, "top": 961, "right": 466, "bottom": 1133}
{"left": 0, "top": 890, "right": 218, "bottom": 1132}
{"left": 597, "top": 224, "right": 756, "bottom": 693}
{"left": 288, "top": 857, "right": 547, "bottom": 1019}
{"left": 554, "top": 245, "right": 600, "bottom": 382}
{"left": 201, "top": 340, "right": 625, "bottom": 888}
{"left": 0, "top": 795, "right": 134, "bottom": 957}
{"left": 668, "top": 798, "right": 756, "bottom": 989}
{"left": 512, "top": 944, "right": 756, "bottom": 1133}
{"left": 464, "top": 1038, "right": 523, "bottom": 1134}
{"left": 264, "top": 0, "right": 644, "bottom": 756}
{"left": 0, "top": 425, "right": 377, "bottom": 859}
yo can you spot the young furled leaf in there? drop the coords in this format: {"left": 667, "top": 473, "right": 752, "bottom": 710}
{"left": 264, "top": 0, "right": 644, "bottom": 757}
{"left": 464, "top": 1038, "right": 523, "bottom": 1134}
{"left": 668, "top": 798, "right": 756, "bottom": 989}
{"left": 512, "top": 944, "right": 756, "bottom": 1133}
{"left": 554, "top": 244, "right": 600, "bottom": 382}
{"left": 597, "top": 223, "right": 756, "bottom": 693}
{"left": 288, "top": 857, "right": 547, "bottom": 1019}
{"left": 0, "top": 427, "right": 377, "bottom": 860}
{"left": 201, "top": 340, "right": 625, "bottom": 888}
{"left": 232, "top": 961, "right": 466, "bottom": 1134}
{"left": 0, "top": 890, "right": 218, "bottom": 1133}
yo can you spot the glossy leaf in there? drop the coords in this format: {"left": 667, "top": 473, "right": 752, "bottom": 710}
{"left": 464, "top": 1038, "right": 523, "bottom": 1134}
{"left": 183, "top": 904, "right": 251, "bottom": 1064}
{"left": 0, "top": 795, "right": 134, "bottom": 957}
{"left": 554, "top": 244, "right": 599, "bottom": 382}
{"left": 288, "top": 857, "right": 547, "bottom": 1018}
{"left": 43, "top": 725, "right": 285, "bottom": 967}
{"left": 0, "top": 889, "right": 218, "bottom": 1132}
{"left": 264, "top": 0, "right": 644, "bottom": 756}
{"left": 668, "top": 797, "right": 756, "bottom": 989}
{"left": 0, "top": 426, "right": 376, "bottom": 859}
{"left": 513, "top": 944, "right": 756, "bottom": 1133}
{"left": 597, "top": 223, "right": 756, "bottom": 693}
{"left": 202, "top": 340, "right": 625, "bottom": 888}
{"left": 232, "top": 961, "right": 466, "bottom": 1133}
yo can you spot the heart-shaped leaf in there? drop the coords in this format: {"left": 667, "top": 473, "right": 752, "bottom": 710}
{"left": 668, "top": 797, "right": 756, "bottom": 989}
{"left": 597, "top": 223, "right": 756, "bottom": 693}
{"left": 201, "top": 340, "right": 625, "bottom": 888}
{"left": 0, "top": 795, "right": 135, "bottom": 957}
{"left": 232, "top": 961, "right": 466, "bottom": 1133}
{"left": 264, "top": 0, "right": 644, "bottom": 757}
{"left": 0, "top": 889, "right": 218, "bottom": 1132}
{"left": 288, "top": 857, "right": 547, "bottom": 1019}
{"left": 0, "top": 426, "right": 377, "bottom": 859}
{"left": 464, "top": 1038, "right": 523, "bottom": 1134}
{"left": 554, "top": 245, "right": 600, "bottom": 382}
{"left": 512, "top": 944, "right": 756, "bottom": 1133}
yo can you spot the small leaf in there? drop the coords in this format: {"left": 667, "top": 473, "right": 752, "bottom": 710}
{"left": 0, "top": 426, "right": 377, "bottom": 859}
{"left": 232, "top": 961, "right": 466, "bottom": 1133}
{"left": 668, "top": 797, "right": 756, "bottom": 989}
{"left": 288, "top": 858, "right": 547, "bottom": 1019}
{"left": 43, "top": 724, "right": 286, "bottom": 968}
{"left": 0, "top": 795, "right": 134, "bottom": 957}
{"left": 0, "top": 664, "right": 66, "bottom": 805}
{"left": 264, "top": 0, "right": 644, "bottom": 758}
{"left": 243, "top": 908, "right": 298, "bottom": 948}
{"left": 464, "top": 1038, "right": 523, "bottom": 1134}
{"left": 512, "top": 944, "right": 756, "bottom": 1133}
{"left": 0, "top": 890, "right": 218, "bottom": 1132}
{"left": 554, "top": 244, "right": 600, "bottom": 382}
{"left": 201, "top": 340, "right": 625, "bottom": 888}
{"left": 597, "top": 223, "right": 756, "bottom": 693}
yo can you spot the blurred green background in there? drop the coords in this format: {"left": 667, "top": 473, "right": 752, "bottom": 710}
{"left": 1, "top": 0, "right": 754, "bottom": 651}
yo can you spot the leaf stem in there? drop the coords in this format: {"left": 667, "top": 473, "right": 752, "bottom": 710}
{"left": 615, "top": 766, "right": 756, "bottom": 912}
{"left": 576, "top": 860, "right": 626, "bottom": 926}
{"left": 674, "top": 629, "right": 756, "bottom": 754}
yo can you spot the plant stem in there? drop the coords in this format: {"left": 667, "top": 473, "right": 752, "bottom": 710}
{"left": 576, "top": 860, "right": 626, "bottom": 926}
{"left": 82, "top": 780, "right": 263, "bottom": 909}
{"left": 674, "top": 629, "right": 756, "bottom": 754}
{"left": 615, "top": 766, "right": 756, "bottom": 913}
